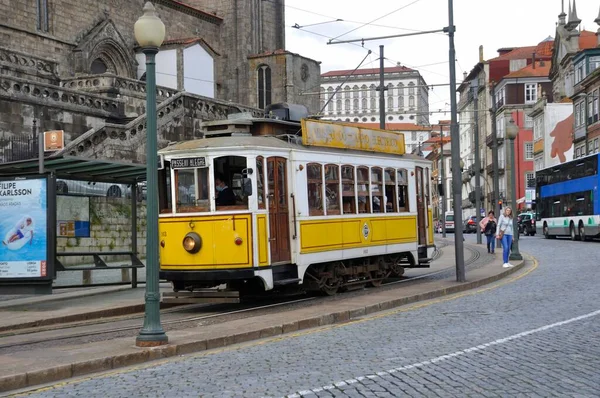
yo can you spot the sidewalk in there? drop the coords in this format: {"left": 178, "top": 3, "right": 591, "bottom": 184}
{"left": 0, "top": 240, "right": 528, "bottom": 393}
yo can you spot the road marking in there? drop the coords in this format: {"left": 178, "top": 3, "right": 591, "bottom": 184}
{"left": 285, "top": 306, "right": 600, "bottom": 397}
{"left": 10, "top": 255, "right": 539, "bottom": 397}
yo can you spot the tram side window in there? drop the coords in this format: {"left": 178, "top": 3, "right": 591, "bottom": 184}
{"left": 357, "top": 166, "right": 371, "bottom": 213}
{"left": 307, "top": 163, "right": 323, "bottom": 215}
{"left": 384, "top": 168, "right": 397, "bottom": 213}
{"left": 213, "top": 156, "right": 250, "bottom": 210}
{"left": 256, "top": 156, "right": 266, "bottom": 210}
{"left": 341, "top": 165, "right": 356, "bottom": 214}
{"left": 159, "top": 162, "right": 172, "bottom": 213}
{"left": 397, "top": 169, "right": 409, "bottom": 212}
{"left": 325, "top": 164, "right": 340, "bottom": 215}
{"left": 175, "top": 167, "right": 210, "bottom": 213}
{"left": 425, "top": 168, "right": 430, "bottom": 206}
{"left": 371, "top": 167, "right": 383, "bottom": 213}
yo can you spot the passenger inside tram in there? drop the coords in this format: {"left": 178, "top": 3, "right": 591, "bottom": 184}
{"left": 214, "top": 174, "right": 236, "bottom": 206}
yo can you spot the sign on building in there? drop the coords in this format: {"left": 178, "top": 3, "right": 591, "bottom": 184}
{"left": 44, "top": 130, "right": 65, "bottom": 152}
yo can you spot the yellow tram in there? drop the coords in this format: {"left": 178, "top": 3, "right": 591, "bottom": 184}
{"left": 157, "top": 106, "right": 435, "bottom": 297}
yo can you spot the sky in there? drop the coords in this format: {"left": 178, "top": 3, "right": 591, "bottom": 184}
{"left": 284, "top": 0, "right": 599, "bottom": 124}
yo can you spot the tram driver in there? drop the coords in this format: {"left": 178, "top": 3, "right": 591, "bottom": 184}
{"left": 214, "top": 174, "right": 236, "bottom": 206}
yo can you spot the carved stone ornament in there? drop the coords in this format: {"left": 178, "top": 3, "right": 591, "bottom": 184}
{"left": 301, "top": 63, "right": 309, "bottom": 82}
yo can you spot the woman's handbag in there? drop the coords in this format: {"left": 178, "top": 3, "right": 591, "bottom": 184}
{"left": 497, "top": 230, "right": 504, "bottom": 239}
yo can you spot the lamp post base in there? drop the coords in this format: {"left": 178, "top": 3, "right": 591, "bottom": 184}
{"left": 509, "top": 252, "right": 523, "bottom": 261}
{"left": 136, "top": 333, "right": 168, "bottom": 347}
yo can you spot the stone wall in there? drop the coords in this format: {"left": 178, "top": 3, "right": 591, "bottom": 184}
{"left": 56, "top": 196, "right": 147, "bottom": 266}
{"left": 0, "top": 0, "right": 222, "bottom": 78}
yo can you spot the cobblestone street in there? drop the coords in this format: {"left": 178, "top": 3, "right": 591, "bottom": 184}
{"left": 13, "top": 236, "right": 600, "bottom": 397}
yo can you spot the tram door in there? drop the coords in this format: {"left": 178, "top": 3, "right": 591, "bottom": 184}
{"left": 415, "top": 166, "right": 427, "bottom": 245}
{"left": 267, "top": 157, "right": 291, "bottom": 263}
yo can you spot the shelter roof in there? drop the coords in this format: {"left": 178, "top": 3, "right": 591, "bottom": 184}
{"left": 504, "top": 61, "right": 552, "bottom": 78}
{"left": 0, "top": 156, "right": 147, "bottom": 184}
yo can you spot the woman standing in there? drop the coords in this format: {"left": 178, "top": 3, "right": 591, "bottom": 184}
{"left": 479, "top": 210, "right": 497, "bottom": 254}
{"left": 497, "top": 207, "right": 515, "bottom": 268}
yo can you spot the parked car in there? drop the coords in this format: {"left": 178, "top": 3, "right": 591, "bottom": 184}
{"left": 463, "top": 216, "right": 478, "bottom": 233}
{"left": 517, "top": 212, "right": 536, "bottom": 236}
{"left": 56, "top": 179, "right": 146, "bottom": 201}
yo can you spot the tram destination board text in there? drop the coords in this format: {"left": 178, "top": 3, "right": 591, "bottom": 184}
{"left": 171, "top": 157, "right": 207, "bottom": 169}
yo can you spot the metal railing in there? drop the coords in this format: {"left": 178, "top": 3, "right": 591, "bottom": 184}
{"left": 0, "top": 135, "right": 38, "bottom": 163}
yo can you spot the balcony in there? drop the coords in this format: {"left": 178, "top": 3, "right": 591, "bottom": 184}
{"left": 485, "top": 159, "right": 506, "bottom": 175}
{"left": 486, "top": 131, "right": 505, "bottom": 147}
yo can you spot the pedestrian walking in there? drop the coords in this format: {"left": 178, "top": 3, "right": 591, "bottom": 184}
{"left": 479, "top": 210, "right": 497, "bottom": 254}
{"left": 497, "top": 206, "right": 515, "bottom": 268}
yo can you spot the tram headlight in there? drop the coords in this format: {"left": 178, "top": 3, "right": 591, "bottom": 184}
{"left": 182, "top": 232, "right": 202, "bottom": 254}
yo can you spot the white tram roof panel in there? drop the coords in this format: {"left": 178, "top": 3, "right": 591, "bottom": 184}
{"left": 159, "top": 135, "right": 427, "bottom": 162}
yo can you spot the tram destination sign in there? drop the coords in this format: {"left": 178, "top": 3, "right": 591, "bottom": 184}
{"left": 301, "top": 119, "right": 405, "bottom": 155}
{"left": 171, "top": 157, "right": 207, "bottom": 169}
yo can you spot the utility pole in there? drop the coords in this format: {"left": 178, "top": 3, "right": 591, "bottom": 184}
{"left": 379, "top": 45, "right": 385, "bottom": 130}
{"left": 447, "top": 0, "right": 465, "bottom": 282}
{"left": 471, "top": 79, "right": 482, "bottom": 245}
{"left": 490, "top": 83, "right": 501, "bottom": 217}
{"left": 440, "top": 125, "right": 447, "bottom": 238}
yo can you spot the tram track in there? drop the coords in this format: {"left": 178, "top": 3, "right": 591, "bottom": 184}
{"left": 0, "top": 241, "right": 485, "bottom": 354}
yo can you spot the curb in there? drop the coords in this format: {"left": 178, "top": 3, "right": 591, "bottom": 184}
{"left": 0, "top": 256, "right": 529, "bottom": 393}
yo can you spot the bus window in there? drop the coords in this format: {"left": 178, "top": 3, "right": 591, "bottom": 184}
{"left": 213, "top": 156, "right": 249, "bottom": 210}
{"left": 341, "top": 165, "right": 356, "bottom": 214}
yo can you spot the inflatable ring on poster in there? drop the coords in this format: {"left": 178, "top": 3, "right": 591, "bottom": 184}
{"left": 3, "top": 227, "right": 33, "bottom": 251}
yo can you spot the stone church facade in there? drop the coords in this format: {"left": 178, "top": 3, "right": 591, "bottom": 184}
{"left": 0, "top": 0, "right": 320, "bottom": 163}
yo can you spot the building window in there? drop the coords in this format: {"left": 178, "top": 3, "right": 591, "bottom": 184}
{"left": 575, "top": 62, "right": 584, "bottom": 83}
{"left": 411, "top": 131, "right": 417, "bottom": 141}
{"left": 595, "top": 139, "right": 599, "bottom": 153}
{"left": 525, "top": 83, "right": 537, "bottom": 103}
{"left": 387, "top": 95, "right": 394, "bottom": 111}
{"left": 344, "top": 99, "right": 350, "bottom": 114}
{"left": 327, "top": 87, "right": 334, "bottom": 113}
{"left": 361, "top": 97, "right": 367, "bottom": 111}
{"left": 353, "top": 85, "right": 359, "bottom": 98}
{"left": 336, "top": 99, "right": 342, "bottom": 112}
{"left": 37, "top": 0, "right": 49, "bottom": 32}
{"left": 353, "top": 98, "right": 359, "bottom": 113}
{"left": 399, "top": 96, "right": 404, "bottom": 109}
{"left": 524, "top": 142, "right": 533, "bottom": 160}
{"left": 525, "top": 172, "right": 535, "bottom": 188}
{"left": 257, "top": 65, "right": 272, "bottom": 109}
{"left": 524, "top": 115, "right": 533, "bottom": 129}
{"left": 590, "top": 57, "right": 600, "bottom": 74}
{"left": 409, "top": 96, "right": 415, "bottom": 107}
{"left": 408, "top": 82, "right": 415, "bottom": 95}
{"left": 593, "top": 89, "right": 599, "bottom": 123}
{"left": 370, "top": 97, "right": 376, "bottom": 113}
{"left": 533, "top": 116, "right": 543, "bottom": 140}
{"left": 91, "top": 58, "right": 108, "bottom": 74}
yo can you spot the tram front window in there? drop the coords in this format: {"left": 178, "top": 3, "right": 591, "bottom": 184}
{"left": 175, "top": 167, "right": 210, "bottom": 213}
{"left": 214, "top": 155, "right": 250, "bottom": 210}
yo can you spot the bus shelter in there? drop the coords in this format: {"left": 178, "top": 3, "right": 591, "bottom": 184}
{"left": 0, "top": 156, "right": 147, "bottom": 294}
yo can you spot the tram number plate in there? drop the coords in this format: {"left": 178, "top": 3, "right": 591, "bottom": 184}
{"left": 171, "top": 157, "right": 206, "bottom": 169}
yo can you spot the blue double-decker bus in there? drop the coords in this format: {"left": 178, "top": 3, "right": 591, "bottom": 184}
{"left": 535, "top": 153, "right": 600, "bottom": 240}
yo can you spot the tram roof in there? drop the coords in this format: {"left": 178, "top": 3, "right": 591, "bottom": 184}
{"left": 159, "top": 135, "right": 427, "bottom": 161}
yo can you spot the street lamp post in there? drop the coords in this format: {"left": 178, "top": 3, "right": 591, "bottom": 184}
{"left": 447, "top": 0, "right": 466, "bottom": 282}
{"left": 505, "top": 116, "right": 523, "bottom": 262}
{"left": 439, "top": 126, "right": 446, "bottom": 238}
{"left": 135, "top": 2, "right": 168, "bottom": 347}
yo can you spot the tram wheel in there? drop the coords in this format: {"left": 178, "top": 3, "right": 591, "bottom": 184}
{"left": 318, "top": 262, "right": 343, "bottom": 296}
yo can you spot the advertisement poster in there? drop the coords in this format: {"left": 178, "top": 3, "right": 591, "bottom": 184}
{"left": 57, "top": 195, "right": 90, "bottom": 237}
{"left": 0, "top": 178, "right": 48, "bottom": 279}
{"left": 544, "top": 103, "right": 574, "bottom": 168}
